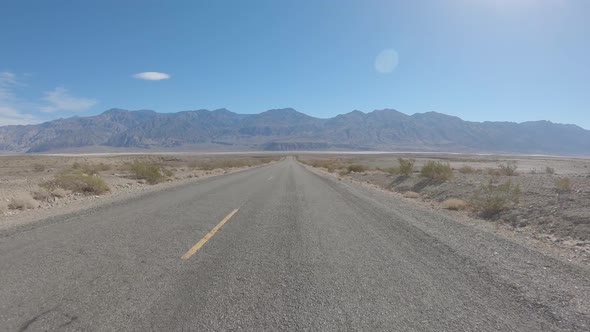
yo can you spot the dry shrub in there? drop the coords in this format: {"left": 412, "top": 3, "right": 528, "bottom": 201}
{"left": 472, "top": 180, "right": 521, "bottom": 218}
{"left": 32, "top": 190, "right": 52, "bottom": 202}
{"left": 398, "top": 158, "right": 415, "bottom": 177}
{"left": 9, "top": 193, "right": 39, "bottom": 210}
{"left": 0, "top": 200, "right": 8, "bottom": 213}
{"left": 555, "top": 177, "right": 572, "bottom": 192}
{"left": 421, "top": 161, "right": 453, "bottom": 181}
{"left": 129, "top": 162, "right": 165, "bottom": 184}
{"left": 383, "top": 166, "right": 399, "bottom": 175}
{"left": 545, "top": 166, "right": 556, "bottom": 175}
{"left": 497, "top": 162, "right": 518, "bottom": 176}
{"left": 347, "top": 164, "right": 367, "bottom": 173}
{"left": 51, "top": 188, "right": 71, "bottom": 198}
{"left": 458, "top": 166, "right": 477, "bottom": 174}
{"left": 403, "top": 191, "right": 420, "bottom": 198}
{"left": 442, "top": 198, "right": 467, "bottom": 211}
{"left": 43, "top": 169, "right": 110, "bottom": 195}
{"left": 162, "top": 168, "right": 175, "bottom": 177}
{"left": 191, "top": 157, "right": 278, "bottom": 171}
{"left": 73, "top": 162, "right": 112, "bottom": 175}
{"left": 303, "top": 159, "right": 343, "bottom": 173}
{"left": 32, "top": 164, "right": 46, "bottom": 172}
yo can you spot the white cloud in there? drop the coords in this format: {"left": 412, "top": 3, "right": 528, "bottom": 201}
{"left": 375, "top": 49, "right": 399, "bottom": 74}
{"left": 0, "top": 105, "right": 39, "bottom": 125}
{"left": 0, "top": 72, "right": 40, "bottom": 125}
{"left": 40, "top": 87, "right": 98, "bottom": 113}
{"left": 0, "top": 72, "right": 97, "bottom": 126}
{"left": 133, "top": 72, "right": 171, "bottom": 81}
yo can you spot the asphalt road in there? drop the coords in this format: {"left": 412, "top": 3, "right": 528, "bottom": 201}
{"left": 1, "top": 157, "right": 589, "bottom": 331}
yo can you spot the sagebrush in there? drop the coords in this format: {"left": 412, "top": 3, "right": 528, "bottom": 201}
{"left": 42, "top": 168, "right": 110, "bottom": 195}
{"left": 129, "top": 162, "right": 166, "bottom": 184}
{"left": 421, "top": 161, "right": 453, "bottom": 180}
{"left": 398, "top": 158, "right": 415, "bottom": 177}
{"left": 472, "top": 180, "right": 521, "bottom": 218}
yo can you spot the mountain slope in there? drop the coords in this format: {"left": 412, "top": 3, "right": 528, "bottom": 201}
{"left": 0, "top": 108, "right": 588, "bottom": 155}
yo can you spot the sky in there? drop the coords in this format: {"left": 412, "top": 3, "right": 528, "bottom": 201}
{"left": 1, "top": 0, "right": 589, "bottom": 128}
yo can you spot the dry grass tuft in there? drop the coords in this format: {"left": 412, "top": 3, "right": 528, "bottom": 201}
{"left": 403, "top": 191, "right": 420, "bottom": 198}
{"left": 32, "top": 190, "right": 52, "bottom": 202}
{"left": 442, "top": 198, "right": 467, "bottom": 211}
{"left": 497, "top": 162, "right": 518, "bottom": 176}
{"left": 9, "top": 193, "right": 39, "bottom": 210}
{"left": 347, "top": 164, "right": 367, "bottom": 173}
{"left": 555, "top": 177, "right": 572, "bottom": 192}
{"left": 42, "top": 168, "right": 110, "bottom": 195}
{"left": 72, "top": 162, "right": 112, "bottom": 175}
{"left": 0, "top": 200, "right": 8, "bottom": 213}
{"left": 32, "top": 164, "right": 46, "bottom": 172}
{"left": 51, "top": 188, "right": 71, "bottom": 198}
{"left": 458, "top": 166, "right": 477, "bottom": 174}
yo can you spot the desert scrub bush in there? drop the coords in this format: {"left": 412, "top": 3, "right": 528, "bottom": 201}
{"left": 8, "top": 193, "right": 39, "bottom": 210}
{"left": 32, "top": 164, "right": 46, "bottom": 172}
{"left": 338, "top": 169, "right": 349, "bottom": 176}
{"left": 303, "top": 159, "right": 342, "bottom": 172}
{"left": 42, "top": 168, "right": 110, "bottom": 195}
{"left": 72, "top": 162, "right": 112, "bottom": 175}
{"left": 32, "top": 190, "right": 52, "bottom": 202}
{"left": 347, "top": 164, "right": 367, "bottom": 173}
{"left": 497, "top": 162, "right": 518, "bottom": 176}
{"left": 383, "top": 166, "right": 399, "bottom": 174}
{"left": 129, "top": 162, "right": 165, "bottom": 184}
{"left": 442, "top": 198, "right": 467, "bottom": 211}
{"left": 398, "top": 158, "right": 415, "bottom": 177}
{"left": 458, "top": 166, "right": 477, "bottom": 174}
{"left": 403, "top": 191, "right": 420, "bottom": 198}
{"left": 545, "top": 166, "right": 555, "bottom": 175}
{"left": 51, "top": 187, "right": 70, "bottom": 198}
{"left": 0, "top": 200, "right": 8, "bottom": 213}
{"left": 472, "top": 180, "right": 521, "bottom": 218}
{"left": 162, "top": 168, "right": 174, "bottom": 177}
{"left": 555, "top": 177, "right": 572, "bottom": 192}
{"left": 420, "top": 161, "right": 453, "bottom": 181}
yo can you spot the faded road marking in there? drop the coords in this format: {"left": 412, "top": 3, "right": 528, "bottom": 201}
{"left": 181, "top": 208, "right": 239, "bottom": 260}
{"left": 267, "top": 176, "right": 274, "bottom": 180}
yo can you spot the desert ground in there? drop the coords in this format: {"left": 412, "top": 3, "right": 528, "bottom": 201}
{"left": 0, "top": 154, "right": 280, "bottom": 230}
{"left": 2, "top": 152, "right": 589, "bottom": 264}
{"left": 298, "top": 153, "right": 590, "bottom": 264}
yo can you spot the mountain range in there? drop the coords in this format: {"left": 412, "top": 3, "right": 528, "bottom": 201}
{"left": 0, "top": 108, "right": 588, "bottom": 155}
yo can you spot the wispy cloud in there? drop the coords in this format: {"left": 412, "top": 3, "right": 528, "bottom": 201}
{"left": 133, "top": 71, "right": 171, "bottom": 81}
{"left": 0, "top": 72, "right": 98, "bottom": 126}
{"left": 0, "top": 72, "right": 39, "bottom": 125}
{"left": 40, "top": 87, "right": 97, "bottom": 113}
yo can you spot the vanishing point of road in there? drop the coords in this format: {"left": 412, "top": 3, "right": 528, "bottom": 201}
{"left": 1, "top": 157, "right": 589, "bottom": 331}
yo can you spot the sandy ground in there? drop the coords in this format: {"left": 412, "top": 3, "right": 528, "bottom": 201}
{"left": 0, "top": 154, "right": 279, "bottom": 230}
{"left": 298, "top": 153, "right": 590, "bottom": 265}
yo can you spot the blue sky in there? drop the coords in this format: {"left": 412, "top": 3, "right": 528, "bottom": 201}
{"left": 1, "top": 0, "right": 589, "bottom": 128}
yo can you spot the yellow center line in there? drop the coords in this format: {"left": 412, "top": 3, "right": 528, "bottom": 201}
{"left": 181, "top": 208, "right": 240, "bottom": 260}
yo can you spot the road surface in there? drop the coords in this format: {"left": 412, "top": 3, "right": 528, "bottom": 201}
{"left": 1, "top": 157, "right": 589, "bottom": 331}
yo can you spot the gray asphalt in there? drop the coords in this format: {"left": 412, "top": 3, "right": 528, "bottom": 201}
{"left": 1, "top": 157, "right": 589, "bottom": 331}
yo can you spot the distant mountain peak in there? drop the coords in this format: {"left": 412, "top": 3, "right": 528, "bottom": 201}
{"left": 0, "top": 107, "right": 588, "bottom": 155}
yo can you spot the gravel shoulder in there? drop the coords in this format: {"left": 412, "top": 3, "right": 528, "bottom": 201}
{"left": 302, "top": 162, "right": 590, "bottom": 330}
